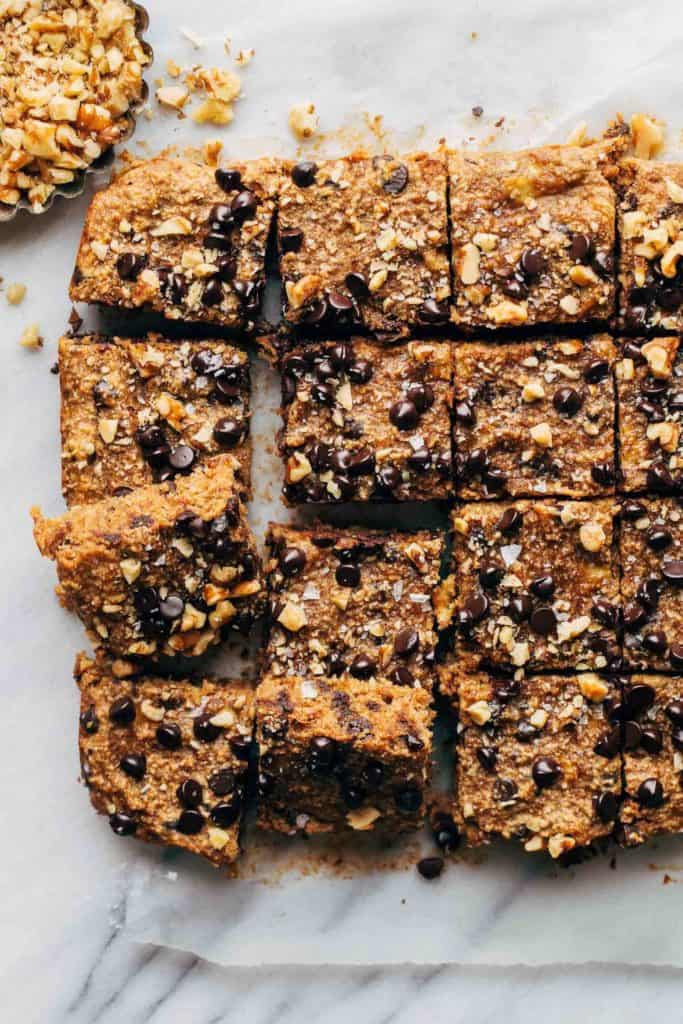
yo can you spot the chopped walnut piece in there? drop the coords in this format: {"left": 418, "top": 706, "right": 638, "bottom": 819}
{"left": 288, "top": 103, "right": 319, "bottom": 140}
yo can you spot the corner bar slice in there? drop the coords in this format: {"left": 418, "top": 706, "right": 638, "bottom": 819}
{"left": 448, "top": 136, "right": 625, "bottom": 330}
{"left": 278, "top": 152, "right": 450, "bottom": 335}
{"left": 455, "top": 671, "right": 622, "bottom": 858}
{"left": 33, "top": 459, "right": 263, "bottom": 660}
{"left": 264, "top": 522, "right": 443, "bottom": 689}
{"left": 449, "top": 499, "right": 620, "bottom": 673}
{"left": 60, "top": 334, "right": 251, "bottom": 506}
{"left": 70, "top": 156, "right": 280, "bottom": 330}
{"left": 76, "top": 653, "right": 254, "bottom": 867}
{"left": 256, "top": 673, "right": 433, "bottom": 835}
{"left": 454, "top": 335, "right": 616, "bottom": 499}
{"left": 279, "top": 338, "right": 452, "bottom": 503}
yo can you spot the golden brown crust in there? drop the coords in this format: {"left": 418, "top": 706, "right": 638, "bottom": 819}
{"left": 265, "top": 522, "right": 444, "bottom": 689}
{"left": 278, "top": 151, "right": 450, "bottom": 334}
{"left": 456, "top": 672, "right": 621, "bottom": 857}
{"left": 449, "top": 139, "right": 623, "bottom": 329}
{"left": 616, "top": 336, "right": 683, "bottom": 493}
{"left": 76, "top": 652, "right": 254, "bottom": 867}
{"left": 70, "top": 156, "right": 280, "bottom": 329}
{"left": 59, "top": 334, "right": 251, "bottom": 505}
{"left": 617, "top": 158, "right": 683, "bottom": 332}
{"left": 449, "top": 499, "right": 620, "bottom": 672}
{"left": 256, "top": 673, "right": 433, "bottom": 835}
{"left": 279, "top": 338, "right": 453, "bottom": 503}
{"left": 33, "top": 459, "right": 263, "bottom": 659}
{"left": 620, "top": 497, "right": 683, "bottom": 670}
{"left": 454, "top": 334, "right": 616, "bottom": 499}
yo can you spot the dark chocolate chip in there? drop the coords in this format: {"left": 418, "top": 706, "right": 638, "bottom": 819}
{"left": 230, "top": 189, "right": 257, "bottom": 223}
{"left": 116, "top": 252, "right": 146, "bottom": 280}
{"left": 637, "top": 778, "right": 664, "bottom": 808}
{"left": 626, "top": 683, "right": 656, "bottom": 715}
{"left": 666, "top": 700, "right": 683, "bottom": 725}
{"left": 394, "top": 784, "right": 423, "bottom": 813}
{"left": 464, "top": 591, "right": 489, "bottom": 622}
{"left": 406, "top": 381, "right": 434, "bottom": 413}
{"left": 280, "top": 547, "right": 306, "bottom": 576}
{"left": 193, "top": 714, "right": 222, "bottom": 742}
{"left": 345, "top": 271, "right": 369, "bottom": 299}
{"left": 280, "top": 226, "right": 304, "bottom": 253}
{"left": 623, "top": 721, "right": 642, "bottom": 750}
{"left": 213, "top": 417, "right": 243, "bottom": 448}
{"left": 394, "top": 628, "right": 419, "bottom": 657}
{"left": 348, "top": 358, "right": 373, "bottom": 384}
{"left": 336, "top": 563, "right": 360, "bottom": 587}
{"left": 348, "top": 447, "right": 376, "bottom": 477}
{"left": 498, "top": 508, "right": 523, "bottom": 535}
{"left": 595, "top": 726, "right": 620, "bottom": 759}
{"left": 641, "top": 727, "right": 663, "bottom": 755}
{"left": 648, "top": 528, "right": 673, "bottom": 551}
{"left": 476, "top": 746, "right": 497, "bottom": 772}
{"left": 553, "top": 386, "right": 583, "bottom": 416}
{"left": 109, "top": 812, "right": 136, "bottom": 836}
{"left": 341, "top": 783, "right": 366, "bottom": 809}
{"left": 308, "top": 735, "right": 337, "bottom": 772}
{"left": 530, "top": 575, "right": 555, "bottom": 599}
{"left": 176, "top": 809, "right": 204, "bottom": 834}
{"left": 209, "top": 768, "right": 237, "bottom": 795}
{"left": 647, "top": 463, "right": 675, "bottom": 492}
{"left": 516, "top": 721, "right": 537, "bottom": 743}
{"left": 584, "top": 358, "right": 610, "bottom": 384}
{"left": 670, "top": 644, "right": 683, "bottom": 669}
{"left": 417, "top": 298, "right": 449, "bottom": 324}
{"left": 455, "top": 400, "right": 476, "bottom": 425}
{"left": 177, "top": 778, "right": 203, "bottom": 808}
{"left": 215, "top": 168, "right": 242, "bottom": 192}
{"left": 168, "top": 445, "right": 195, "bottom": 472}
{"left": 569, "top": 233, "right": 593, "bottom": 262}
{"left": 382, "top": 162, "right": 409, "bottom": 194}
{"left": 156, "top": 722, "right": 182, "bottom": 749}
{"left": 210, "top": 796, "right": 242, "bottom": 828}
{"left": 417, "top": 856, "right": 444, "bottom": 880}
{"left": 643, "top": 629, "right": 668, "bottom": 654}
{"left": 595, "top": 791, "right": 618, "bottom": 823}
{"left": 349, "top": 654, "right": 376, "bottom": 679}
{"left": 591, "top": 461, "right": 615, "bottom": 486}
{"left": 80, "top": 707, "right": 99, "bottom": 734}
{"left": 432, "top": 812, "right": 460, "bottom": 852}
{"left": 662, "top": 560, "right": 683, "bottom": 586}
{"left": 109, "top": 696, "right": 135, "bottom": 725}
{"left": 120, "top": 754, "right": 146, "bottom": 780}
{"left": 519, "top": 247, "right": 546, "bottom": 277}
{"left": 479, "top": 564, "right": 503, "bottom": 590}
{"left": 532, "top": 757, "right": 562, "bottom": 788}
{"left": 291, "top": 161, "right": 317, "bottom": 187}
{"left": 390, "top": 399, "right": 419, "bottom": 431}
{"left": 361, "top": 760, "right": 385, "bottom": 789}
{"left": 530, "top": 606, "right": 556, "bottom": 636}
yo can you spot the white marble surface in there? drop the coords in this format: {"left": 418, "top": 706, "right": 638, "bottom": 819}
{"left": 4, "top": 0, "right": 683, "bottom": 1017}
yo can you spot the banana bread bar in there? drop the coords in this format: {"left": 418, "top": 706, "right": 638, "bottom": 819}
{"left": 76, "top": 652, "right": 254, "bottom": 867}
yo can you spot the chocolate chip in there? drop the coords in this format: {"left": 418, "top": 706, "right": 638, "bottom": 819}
{"left": 213, "top": 417, "right": 243, "bottom": 448}
{"left": 406, "top": 382, "right": 434, "bottom": 414}
{"left": 626, "top": 683, "right": 656, "bottom": 715}
{"left": 215, "top": 167, "right": 242, "bottom": 192}
{"left": 383, "top": 162, "right": 409, "bottom": 194}
{"left": 417, "top": 298, "right": 449, "bottom": 324}
{"left": 417, "top": 856, "right": 444, "bottom": 880}
{"left": 291, "top": 161, "right": 317, "bottom": 187}
{"left": 432, "top": 812, "right": 460, "bottom": 852}
{"left": 623, "top": 602, "right": 647, "bottom": 632}
{"left": 389, "top": 666, "right": 414, "bottom": 687}
{"left": 280, "top": 547, "right": 306, "bottom": 577}
{"left": 643, "top": 629, "right": 668, "bottom": 654}
{"left": 530, "top": 606, "right": 556, "bottom": 636}
{"left": 476, "top": 746, "right": 497, "bottom": 772}
{"left": 348, "top": 448, "right": 376, "bottom": 477}
{"left": 596, "top": 791, "right": 618, "bottom": 823}
{"left": 407, "top": 446, "right": 431, "bottom": 472}
{"left": 394, "top": 628, "right": 419, "bottom": 657}
{"left": 394, "top": 784, "right": 422, "bottom": 813}
{"left": 176, "top": 809, "right": 204, "bottom": 834}
{"left": 584, "top": 358, "right": 610, "bottom": 383}
{"left": 204, "top": 231, "right": 233, "bottom": 252}
{"left": 280, "top": 226, "right": 304, "bottom": 254}
{"left": 662, "top": 560, "right": 683, "bottom": 586}
{"left": 671, "top": 644, "right": 683, "bottom": 669}
{"left": 348, "top": 358, "right": 373, "bottom": 384}
{"left": 159, "top": 594, "right": 184, "bottom": 621}
{"left": 621, "top": 499, "right": 646, "bottom": 521}
{"left": 120, "top": 754, "right": 146, "bottom": 780}
{"left": 641, "top": 727, "right": 663, "bottom": 755}
{"left": 327, "top": 290, "right": 355, "bottom": 321}
{"left": 390, "top": 399, "right": 419, "bottom": 431}
{"left": 673, "top": 728, "right": 683, "bottom": 751}
{"left": 231, "top": 189, "right": 257, "bottom": 223}
{"left": 502, "top": 275, "right": 528, "bottom": 300}
{"left": 193, "top": 714, "right": 222, "bottom": 742}
{"left": 592, "top": 461, "right": 615, "bottom": 486}
{"left": 516, "top": 721, "right": 537, "bottom": 743}
{"left": 623, "top": 721, "right": 642, "bottom": 751}
{"left": 311, "top": 382, "right": 335, "bottom": 406}
{"left": 464, "top": 591, "right": 489, "bottom": 622}
{"left": 109, "top": 696, "right": 135, "bottom": 725}
{"left": 647, "top": 463, "right": 675, "bottom": 492}
{"left": 532, "top": 757, "right": 562, "bottom": 788}
{"left": 479, "top": 564, "right": 503, "bottom": 590}
{"left": 177, "top": 778, "right": 203, "bottom": 808}
{"left": 361, "top": 760, "right": 385, "bottom": 789}
{"left": 507, "top": 593, "right": 533, "bottom": 623}
{"left": 405, "top": 733, "right": 425, "bottom": 752}
{"left": 493, "top": 778, "right": 518, "bottom": 802}
{"left": 209, "top": 203, "right": 234, "bottom": 229}
{"left": 595, "top": 726, "right": 620, "bottom": 759}
{"left": 530, "top": 575, "right": 555, "bottom": 599}
{"left": 210, "top": 796, "right": 242, "bottom": 828}
{"left": 591, "top": 251, "right": 613, "bottom": 279}
{"left": 498, "top": 508, "right": 523, "bottom": 535}
{"left": 553, "top": 386, "right": 583, "bottom": 416}
{"left": 168, "top": 445, "right": 195, "bottom": 472}
{"left": 209, "top": 769, "right": 237, "bottom": 796}
{"left": 648, "top": 528, "right": 673, "bottom": 551}
{"left": 80, "top": 707, "right": 99, "bottom": 734}
{"left": 308, "top": 736, "right": 337, "bottom": 772}
{"left": 202, "top": 277, "right": 224, "bottom": 306}
{"left": 336, "top": 563, "right": 360, "bottom": 587}
{"left": 637, "top": 778, "right": 664, "bottom": 808}
{"left": 519, "top": 247, "right": 546, "bottom": 277}
{"left": 156, "top": 722, "right": 182, "bottom": 750}
{"left": 344, "top": 271, "right": 369, "bottom": 300}
{"left": 349, "top": 654, "right": 376, "bottom": 679}
{"left": 666, "top": 700, "right": 683, "bottom": 724}
{"left": 569, "top": 233, "right": 593, "bottom": 262}
{"left": 455, "top": 400, "right": 476, "bottom": 425}
{"left": 109, "top": 812, "right": 136, "bottom": 836}
{"left": 375, "top": 464, "right": 402, "bottom": 493}
{"left": 116, "top": 252, "right": 146, "bottom": 280}
{"left": 233, "top": 278, "right": 262, "bottom": 312}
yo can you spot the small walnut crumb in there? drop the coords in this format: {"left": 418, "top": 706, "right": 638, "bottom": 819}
{"left": 631, "top": 113, "right": 665, "bottom": 160}
{"left": 559, "top": 295, "right": 581, "bottom": 316}
{"left": 522, "top": 379, "right": 545, "bottom": 402}
{"left": 642, "top": 340, "right": 675, "bottom": 378}
{"left": 647, "top": 421, "right": 680, "bottom": 453}
{"left": 193, "top": 99, "right": 234, "bottom": 125}
{"left": 208, "top": 826, "right": 230, "bottom": 849}
{"left": 277, "top": 601, "right": 307, "bottom": 632}
{"left": 458, "top": 242, "right": 481, "bottom": 285}
{"left": 466, "top": 700, "right": 491, "bottom": 726}
{"left": 234, "top": 48, "right": 255, "bottom": 67}
{"left": 20, "top": 323, "right": 43, "bottom": 350}
{"left": 666, "top": 178, "right": 683, "bottom": 204}
{"left": 7, "top": 283, "right": 27, "bottom": 306}
{"left": 181, "top": 26, "right": 204, "bottom": 49}
{"left": 578, "top": 674, "right": 609, "bottom": 702}
{"left": 140, "top": 699, "right": 164, "bottom": 722}
{"left": 565, "top": 121, "right": 589, "bottom": 146}
{"left": 119, "top": 558, "right": 141, "bottom": 585}
{"left": 166, "top": 58, "right": 182, "bottom": 78}
{"left": 530, "top": 422, "right": 553, "bottom": 448}
{"left": 346, "top": 806, "right": 381, "bottom": 831}
{"left": 579, "top": 520, "right": 606, "bottom": 553}
{"left": 203, "top": 138, "right": 223, "bottom": 167}
{"left": 288, "top": 103, "right": 319, "bottom": 140}
{"left": 529, "top": 709, "right": 548, "bottom": 729}
{"left": 156, "top": 85, "right": 190, "bottom": 111}
{"left": 548, "top": 834, "right": 575, "bottom": 859}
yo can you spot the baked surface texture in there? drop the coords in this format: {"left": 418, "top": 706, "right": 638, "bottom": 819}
{"left": 454, "top": 334, "right": 616, "bottom": 499}
{"left": 70, "top": 156, "right": 280, "bottom": 329}
{"left": 33, "top": 459, "right": 264, "bottom": 660}
{"left": 60, "top": 334, "right": 251, "bottom": 506}
{"left": 76, "top": 653, "right": 254, "bottom": 867}
{"left": 278, "top": 152, "right": 450, "bottom": 335}
{"left": 279, "top": 338, "right": 452, "bottom": 503}
{"left": 256, "top": 673, "right": 433, "bottom": 835}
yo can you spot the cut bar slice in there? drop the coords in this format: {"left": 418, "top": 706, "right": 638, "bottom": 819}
{"left": 449, "top": 499, "right": 620, "bottom": 673}
{"left": 76, "top": 653, "right": 254, "bottom": 867}
{"left": 59, "top": 334, "right": 251, "bottom": 506}
{"left": 278, "top": 152, "right": 450, "bottom": 335}
{"left": 265, "top": 522, "right": 444, "bottom": 689}
{"left": 279, "top": 338, "right": 453, "bottom": 503}
{"left": 454, "top": 335, "right": 616, "bottom": 499}
{"left": 33, "top": 458, "right": 263, "bottom": 660}
{"left": 620, "top": 496, "right": 683, "bottom": 671}
{"left": 615, "top": 336, "right": 683, "bottom": 494}
{"left": 70, "top": 156, "right": 280, "bottom": 330}
{"left": 448, "top": 137, "right": 625, "bottom": 330}
{"left": 256, "top": 673, "right": 433, "bottom": 835}
{"left": 455, "top": 671, "right": 621, "bottom": 858}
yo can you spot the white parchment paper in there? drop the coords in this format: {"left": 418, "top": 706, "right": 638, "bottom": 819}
{"left": 5, "top": 0, "right": 683, "bottom": 968}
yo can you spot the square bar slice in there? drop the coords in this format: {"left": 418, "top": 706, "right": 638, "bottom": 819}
{"left": 450, "top": 499, "right": 620, "bottom": 673}
{"left": 448, "top": 137, "right": 624, "bottom": 330}
{"left": 70, "top": 156, "right": 280, "bottom": 330}
{"left": 33, "top": 459, "right": 264, "bottom": 661}
{"left": 454, "top": 335, "right": 617, "bottom": 499}
{"left": 620, "top": 497, "right": 683, "bottom": 670}
{"left": 280, "top": 338, "right": 452, "bottom": 503}
{"left": 616, "top": 336, "right": 683, "bottom": 494}
{"left": 456, "top": 671, "right": 621, "bottom": 858}
{"left": 76, "top": 653, "right": 254, "bottom": 867}
{"left": 256, "top": 674, "right": 433, "bottom": 835}
{"left": 265, "top": 523, "right": 443, "bottom": 689}
{"left": 620, "top": 674, "right": 683, "bottom": 846}
{"left": 60, "top": 335, "right": 251, "bottom": 506}
{"left": 617, "top": 158, "right": 683, "bottom": 333}
{"left": 278, "top": 152, "right": 450, "bottom": 335}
